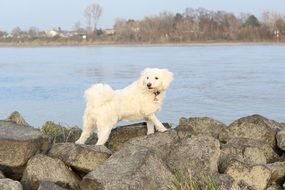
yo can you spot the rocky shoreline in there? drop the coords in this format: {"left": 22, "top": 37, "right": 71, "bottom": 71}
{"left": 1, "top": 111, "right": 285, "bottom": 190}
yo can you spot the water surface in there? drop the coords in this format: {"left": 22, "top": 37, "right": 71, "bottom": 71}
{"left": 0, "top": 45, "right": 284, "bottom": 127}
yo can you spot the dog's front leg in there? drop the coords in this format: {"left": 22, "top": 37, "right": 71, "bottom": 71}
{"left": 147, "top": 114, "right": 168, "bottom": 132}
{"left": 146, "top": 120, "right": 155, "bottom": 135}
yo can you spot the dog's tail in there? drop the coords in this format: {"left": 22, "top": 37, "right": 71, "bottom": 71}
{"left": 84, "top": 84, "right": 114, "bottom": 107}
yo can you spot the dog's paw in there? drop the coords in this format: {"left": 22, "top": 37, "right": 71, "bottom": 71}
{"left": 75, "top": 140, "right": 84, "bottom": 145}
{"left": 147, "top": 131, "right": 155, "bottom": 135}
{"left": 158, "top": 128, "right": 169, "bottom": 133}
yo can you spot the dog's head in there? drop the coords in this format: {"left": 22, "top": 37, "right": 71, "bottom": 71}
{"left": 139, "top": 68, "right": 173, "bottom": 92}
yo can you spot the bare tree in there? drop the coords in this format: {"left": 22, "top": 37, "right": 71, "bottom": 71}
{"left": 85, "top": 3, "right": 103, "bottom": 33}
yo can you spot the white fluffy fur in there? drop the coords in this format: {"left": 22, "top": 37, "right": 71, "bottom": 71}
{"left": 75, "top": 68, "right": 173, "bottom": 145}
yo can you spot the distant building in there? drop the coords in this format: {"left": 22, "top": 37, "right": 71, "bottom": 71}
{"left": 103, "top": 29, "right": 115, "bottom": 35}
{"left": 46, "top": 30, "right": 59, "bottom": 37}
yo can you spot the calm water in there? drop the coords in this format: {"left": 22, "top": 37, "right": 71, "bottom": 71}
{"left": 0, "top": 45, "right": 284, "bottom": 127}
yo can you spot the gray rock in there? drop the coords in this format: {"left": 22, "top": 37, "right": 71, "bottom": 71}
{"left": 0, "top": 171, "right": 5, "bottom": 179}
{"left": 225, "top": 159, "right": 271, "bottom": 190}
{"left": 37, "top": 181, "right": 69, "bottom": 190}
{"left": 48, "top": 143, "right": 112, "bottom": 173}
{"left": 226, "top": 115, "right": 279, "bottom": 149}
{"left": 219, "top": 138, "right": 279, "bottom": 172}
{"left": 266, "top": 162, "right": 285, "bottom": 185}
{"left": 167, "top": 134, "right": 220, "bottom": 177}
{"left": 266, "top": 184, "right": 283, "bottom": 190}
{"left": 21, "top": 154, "right": 80, "bottom": 190}
{"left": 0, "top": 178, "right": 23, "bottom": 190}
{"left": 276, "top": 131, "right": 285, "bottom": 151}
{"left": 126, "top": 129, "right": 179, "bottom": 161}
{"left": 215, "top": 174, "right": 241, "bottom": 190}
{"left": 80, "top": 144, "right": 175, "bottom": 190}
{"left": 105, "top": 122, "right": 171, "bottom": 152}
{"left": 175, "top": 117, "right": 227, "bottom": 139}
{"left": 0, "top": 123, "right": 48, "bottom": 179}
{"left": 5, "top": 111, "right": 30, "bottom": 127}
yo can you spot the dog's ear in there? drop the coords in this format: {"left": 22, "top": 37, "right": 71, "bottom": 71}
{"left": 141, "top": 68, "right": 151, "bottom": 76}
{"left": 161, "top": 69, "right": 174, "bottom": 90}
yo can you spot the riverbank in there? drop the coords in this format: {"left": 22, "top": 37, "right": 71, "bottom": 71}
{"left": 0, "top": 40, "right": 284, "bottom": 48}
{"left": 1, "top": 111, "right": 285, "bottom": 189}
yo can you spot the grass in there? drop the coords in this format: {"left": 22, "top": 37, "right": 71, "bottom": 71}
{"left": 172, "top": 169, "right": 219, "bottom": 190}
{"left": 41, "top": 121, "right": 80, "bottom": 143}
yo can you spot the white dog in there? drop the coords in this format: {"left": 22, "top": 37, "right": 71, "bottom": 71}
{"left": 75, "top": 68, "right": 173, "bottom": 145}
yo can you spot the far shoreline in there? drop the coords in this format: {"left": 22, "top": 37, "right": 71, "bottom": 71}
{"left": 0, "top": 41, "right": 285, "bottom": 48}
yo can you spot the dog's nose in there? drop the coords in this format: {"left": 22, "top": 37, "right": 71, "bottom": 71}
{"left": 147, "top": 83, "right": 152, "bottom": 87}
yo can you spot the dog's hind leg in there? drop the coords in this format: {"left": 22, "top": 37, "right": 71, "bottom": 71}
{"left": 75, "top": 115, "right": 95, "bottom": 144}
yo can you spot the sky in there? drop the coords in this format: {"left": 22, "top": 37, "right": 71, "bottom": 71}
{"left": 0, "top": 0, "right": 285, "bottom": 32}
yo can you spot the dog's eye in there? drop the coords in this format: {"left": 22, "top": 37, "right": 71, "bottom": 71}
{"left": 155, "top": 77, "right": 159, "bottom": 80}
{"left": 146, "top": 77, "right": 149, "bottom": 79}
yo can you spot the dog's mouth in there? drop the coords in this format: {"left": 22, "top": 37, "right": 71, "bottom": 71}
{"left": 148, "top": 87, "right": 154, "bottom": 90}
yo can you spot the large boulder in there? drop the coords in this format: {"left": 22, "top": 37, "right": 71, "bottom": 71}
{"left": 0, "top": 178, "right": 23, "bottom": 190}
{"left": 226, "top": 115, "right": 279, "bottom": 149}
{"left": 225, "top": 159, "right": 271, "bottom": 190}
{"left": 167, "top": 134, "right": 220, "bottom": 178}
{"left": 21, "top": 154, "right": 80, "bottom": 190}
{"left": 175, "top": 117, "right": 227, "bottom": 139}
{"left": 80, "top": 144, "right": 175, "bottom": 190}
{"left": 276, "top": 131, "right": 285, "bottom": 151}
{"left": 219, "top": 138, "right": 279, "bottom": 171}
{"left": 266, "top": 162, "right": 285, "bottom": 185}
{"left": 37, "top": 181, "right": 69, "bottom": 190}
{"left": 0, "top": 123, "right": 48, "bottom": 179}
{"left": 126, "top": 129, "right": 179, "bottom": 161}
{"left": 105, "top": 122, "right": 171, "bottom": 152}
{"left": 48, "top": 143, "right": 112, "bottom": 173}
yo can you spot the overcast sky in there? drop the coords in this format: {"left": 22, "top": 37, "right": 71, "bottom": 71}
{"left": 0, "top": 0, "right": 285, "bottom": 31}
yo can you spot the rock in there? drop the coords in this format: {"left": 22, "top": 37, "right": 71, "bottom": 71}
{"left": 105, "top": 122, "right": 171, "bottom": 152}
{"left": 21, "top": 154, "right": 80, "bottom": 190}
{"left": 48, "top": 143, "right": 112, "bottom": 173}
{"left": 175, "top": 117, "right": 227, "bottom": 139}
{"left": 0, "top": 171, "right": 5, "bottom": 179}
{"left": 167, "top": 134, "right": 220, "bottom": 178}
{"left": 5, "top": 111, "right": 30, "bottom": 127}
{"left": 266, "top": 184, "right": 283, "bottom": 190}
{"left": 226, "top": 115, "right": 279, "bottom": 149}
{"left": 276, "top": 131, "right": 285, "bottom": 151}
{"left": 219, "top": 138, "right": 279, "bottom": 171}
{"left": 0, "top": 123, "right": 49, "bottom": 179}
{"left": 215, "top": 174, "right": 241, "bottom": 190}
{"left": 126, "top": 129, "right": 179, "bottom": 161}
{"left": 225, "top": 159, "right": 271, "bottom": 190}
{"left": 80, "top": 144, "right": 175, "bottom": 190}
{"left": 0, "top": 178, "right": 23, "bottom": 190}
{"left": 37, "top": 181, "right": 69, "bottom": 190}
{"left": 266, "top": 162, "right": 285, "bottom": 185}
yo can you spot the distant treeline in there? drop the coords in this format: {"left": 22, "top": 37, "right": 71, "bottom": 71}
{"left": 113, "top": 8, "right": 285, "bottom": 42}
{"left": 1, "top": 8, "right": 285, "bottom": 44}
